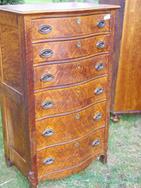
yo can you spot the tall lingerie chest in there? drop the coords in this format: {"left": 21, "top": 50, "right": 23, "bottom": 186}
{"left": 0, "top": 3, "right": 119, "bottom": 187}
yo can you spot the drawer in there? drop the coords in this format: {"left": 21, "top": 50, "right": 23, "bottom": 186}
{"left": 32, "top": 13, "right": 111, "bottom": 41}
{"left": 37, "top": 128, "right": 105, "bottom": 178}
{"left": 33, "top": 35, "right": 110, "bottom": 64}
{"left": 34, "top": 54, "right": 109, "bottom": 90}
{"left": 36, "top": 101, "right": 106, "bottom": 150}
{"left": 35, "top": 76, "right": 108, "bottom": 118}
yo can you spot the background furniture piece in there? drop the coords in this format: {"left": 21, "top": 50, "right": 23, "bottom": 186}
{"left": 99, "top": 0, "right": 141, "bottom": 121}
{"left": 0, "top": 3, "right": 119, "bottom": 187}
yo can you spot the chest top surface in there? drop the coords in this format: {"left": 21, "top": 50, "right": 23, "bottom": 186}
{"left": 0, "top": 2, "right": 120, "bottom": 14}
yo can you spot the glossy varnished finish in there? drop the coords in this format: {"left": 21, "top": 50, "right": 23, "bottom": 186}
{"left": 0, "top": 20, "right": 23, "bottom": 92}
{"left": 0, "top": 13, "right": 30, "bottom": 177}
{"left": 37, "top": 128, "right": 105, "bottom": 180}
{"left": 114, "top": 0, "right": 141, "bottom": 113}
{"left": 34, "top": 54, "right": 109, "bottom": 90}
{"left": 100, "top": 0, "right": 141, "bottom": 114}
{"left": 99, "top": 0, "right": 125, "bottom": 112}
{"left": 33, "top": 35, "right": 111, "bottom": 63}
{"left": 32, "top": 13, "right": 111, "bottom": 41}
{"left": 35, "top": 76, "right": 108, "bottom": 118}
{"left": 0, "top": 3, "right": 119, "bottom": 188}
{"left": 36, "top": 101, "right": 106, "bottom": 150}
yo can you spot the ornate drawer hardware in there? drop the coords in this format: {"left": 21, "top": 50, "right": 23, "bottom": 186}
{"left": 76, "top": 17, "right": 81, "bottom": 24}
{"left": 97, "top": 20, "right": 105, "bottom": 28}
{"left": 75, "top": 113, "right": 81, "bottom": 120}
{"left": 95, "top": 62, "right": 104, "bottom": 71}
{"left": 76, "top": 41, "right": 81, "bottom": 48}
{"left": 94, "top": 87, "right": 104, "bottom": 95}
{"left": 43, "top": 157, "right": 54, "bottom": 165}
{"left": 92, "top": 139, "right": 100, "bottom": 147}
{"left": 93, "top": 112, "right": 102, "bottom": 121}
{"left": 40, "top": 73, "right": 54, "bottom": 82}
{"left": 40, "top": 49, "right": 53, "bottom": 58}
{"left": 42, "top": 128, "right": 54, "bottom": 137}
{"left": 96, "top": 41, "right": 105, "bottom": 49}
{"left": 38, "top": 24, "right": 52, "bottom": 34}
{"left": 41, "top": 100, "right": 53, "bottom": 109}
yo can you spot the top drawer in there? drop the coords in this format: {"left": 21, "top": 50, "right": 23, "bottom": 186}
{"left": 31, "top": 13, "right": 111, "bottom": 41}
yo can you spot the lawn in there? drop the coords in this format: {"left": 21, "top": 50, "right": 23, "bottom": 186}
{"left": 0, "top": 114, "right": 141, "bottom": 188}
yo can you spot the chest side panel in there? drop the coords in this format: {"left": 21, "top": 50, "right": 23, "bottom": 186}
{"left": 0, "top": 12, "right": 31, "bottom": 177}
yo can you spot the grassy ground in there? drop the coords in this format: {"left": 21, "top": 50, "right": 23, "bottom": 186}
{"left": 0, "top": 114, "right": 141, "bottom": 188}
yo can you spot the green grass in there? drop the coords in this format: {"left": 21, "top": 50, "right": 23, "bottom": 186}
{"left": 0, "top": 113, "right": 141, "bottom": 188}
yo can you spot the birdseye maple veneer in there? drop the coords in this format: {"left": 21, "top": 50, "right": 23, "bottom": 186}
{"left": 0, "top": 3, "right": 119, "bottom": 188}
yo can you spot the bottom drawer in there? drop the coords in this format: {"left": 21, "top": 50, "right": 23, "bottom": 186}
{"left": 37, "top": 128, "right": 105, "bottom": 179}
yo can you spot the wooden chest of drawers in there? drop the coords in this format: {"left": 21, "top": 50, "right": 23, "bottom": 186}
{"left": 0, "top": 3, "right": 119, "bottom": 188}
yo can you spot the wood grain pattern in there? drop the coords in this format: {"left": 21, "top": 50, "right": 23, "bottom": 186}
{"left": 0, "top": 11, "right": 18, "bottom": 27}
{"left": 33, "top": 35, "right": 111, "bottom": 64}
{"left": 114, "top": 0, "right": 141, "bottom": 112}
{"left": 0, "top": 13, "right": 31, "bottom": 178}
{"left": 0, "top": 4, "right": 118, "bottom": 187}
{"left": 0, "top": 24, "right": 23, "bottom": 93}
{"left": 36, "top": 101, "right": 106, "bottom": 150}
{"left": 32, "top": 13, "right": 111, "bottom": 41}
{"left": 99, "top": 0, "right": 125, "bottom": 112}
{"left": 35, "top": 76, "right": 108, "bottom": 119}
{"left": 39, "top": 155, "right": 96, "bottom": 181}
{"left": 37, "top": 128, "right": 105, "bottom": 179}
{"left": 33, "top": 54, "right": 109, "bottom": 90}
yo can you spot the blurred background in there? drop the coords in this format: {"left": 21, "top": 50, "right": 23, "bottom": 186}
{"left": 0, "top": 0, "right": 98, "bottom": 4}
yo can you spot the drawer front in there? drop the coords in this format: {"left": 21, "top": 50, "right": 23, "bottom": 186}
{"left": 33, "top": 35, "right": 110, "bottom": 64}
{"left": 35, "top": 76, "right": 108, "bottom": 118}
{"left": 32, "top": 14, "right": 111, "bottom": 40}
{"left": 37, "top": 128, "right": 105, "bottom": 178}
{"left": 36, "top": 101, "right": 106, "bottom": 150}
{"left": 34, "top": 54, "right": 109, "bottom": 90}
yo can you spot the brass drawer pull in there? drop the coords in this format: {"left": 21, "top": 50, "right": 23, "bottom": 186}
{"left": 94, "top": 87, "right": 104, "bottom": 95}
{"left": 41, "top": 100, "right": 53, "bottom": 109}
{"left": 92, "top": 139, "right": 100, "bottom": 147}
{"left": 97, "top": 20, "right": 105, "bottom": 28}
{"left": 40, "top": 73, "right": 54, "bottom": 82}
{"left": 42, "top": 129, "right": 54, "bottom": 137}
{"left": 39, "top": 25, "right": 52, "bottom": 34}
{"left": 43, "top": 157, "right": 54, "bottom": 165}
{"left": 96, "top": 41, "right": 105, "bottom": 49}
{"left": 95, "top": 63, "right": 104, "bottom": 71}
{"left": 93, "top": 112, "right": 102, "bottom": 121}
{"left": 40, "top": 49, "right": 53, "bottom": 58}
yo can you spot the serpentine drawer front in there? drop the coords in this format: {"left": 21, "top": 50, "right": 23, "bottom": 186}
{"left": 32, "top": 13, "right": 111, "bottom": 40}
{"left": 33, "top": 34, "right": 111, "bottom": 63}
{"left": 0, "top": 3, "right": 119, "bottom": 188}
{"left": 35, "top": 76, "right": 108, "bottom": 118}
{"left": 36, "top": 101, "right": 106, "bottom": 150}
{"left": 37, "top": 128, "right": 105, "bottom": 180}
{"left": 34, "top": 54, "right": 109, "bottom": 89}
